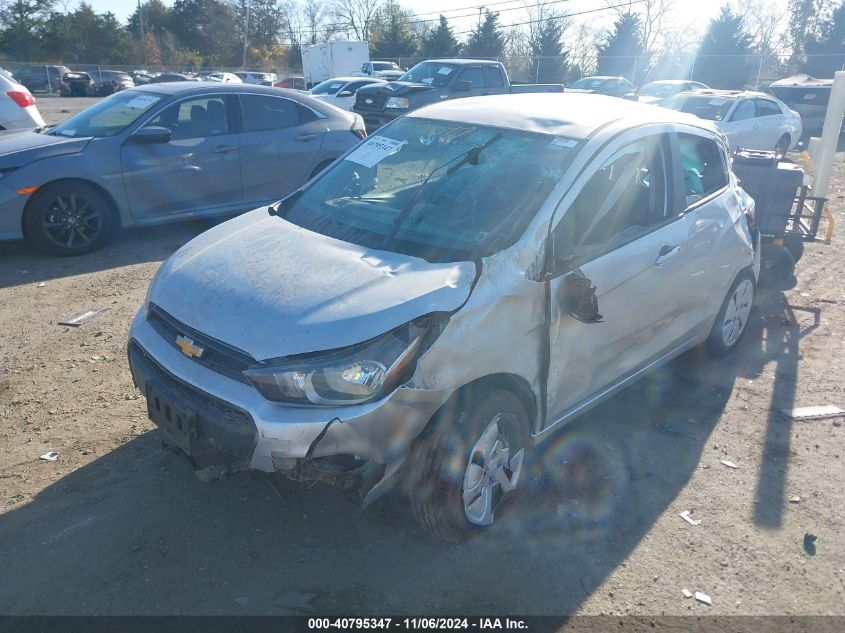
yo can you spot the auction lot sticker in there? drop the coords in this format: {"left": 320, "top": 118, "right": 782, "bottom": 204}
{"left": 346, "top": 136, "right": 405, "bottom": 168}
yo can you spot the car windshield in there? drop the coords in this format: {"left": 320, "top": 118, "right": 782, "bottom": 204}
{"left": 48, "top": 90, "right": 163, "bottom": 138}
{"left": 373, "top": 62, "right": 399, "bottom": 71}
{"left": 281, "top": 117, "right": 581, "bottom": 262}
{"left": 311, "top": 79, "right": 346, "bottom": 95}
{"left": 663, "top": 94, "right": 735, "bottom": 121}
{"left": 397, "top": 62, "right": 459, "bottom": 87}
{"left": 571, "top": 77, "right": 607, "bottom": 90}
{"left": 639, "top": 83, "right": 678, "bottom": 97}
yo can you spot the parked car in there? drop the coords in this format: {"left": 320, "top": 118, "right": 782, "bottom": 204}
{"left": 13, "top": 65, "right": 72, "bottom": 93}
{"left": 235, "top": 72, "right": 275, "bottom": 86}
{"left": 59, "top": 72, "right": 96, "bottom": 96}
{"left": 353, "top": 58, "right": 564, "bottom": 131}
{"left": 0, "top": 83, "right": 366, "bottom": 255}
{"left": 631, "top": 79, "right": 708, "bottom": 104}
{"left": 127, "top": 93, "right": 760, "bottom": 542}
{"left": 768, "top": 74, "right": 840, "bottom": 136}
{"left": 274, "top": 75, "right": 306, "bottom": 90}
{"left": 149, "top": 72, "right": 201, "bottom": 83}
{"left": 0, "top": 68, "right": 46, "bottom": 130}
{"left": 568, "top": 75, "right": 637, "bottom": 97}
{"left": 310, "top": 76, "right": 386, "bottom": 110}
{"left": 132, "top": 70, "right": 154, "bottom": 85}
{"left": 204, "top": 72, "right": 242, "bottom": 84}
{"left": 357, "top": 61, "right": 404, "bottom": 81}
{"left": 91, "top": 70, "right": 135, "bottom": 93}
{"left": 662, "top": 89, "right": 802, "bottom": 154}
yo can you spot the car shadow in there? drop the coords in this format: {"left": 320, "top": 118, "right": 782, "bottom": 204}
{"left": 0, "top": 289, "right": 804, "bottom": 615}
{"left": 0, "top": 221, "right": 216, "bottom": 290}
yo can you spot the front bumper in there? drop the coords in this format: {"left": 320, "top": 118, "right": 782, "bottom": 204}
{"left": 127, "top": 308, "right": 452, "bottom": 488}
{"left": 0, "top": 182, "right": 27, "bottom": 242}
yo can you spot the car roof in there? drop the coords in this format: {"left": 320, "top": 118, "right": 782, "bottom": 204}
{"left": 409, "top": 93, "right": 714, "bottom": 138}
{"left": 130, "top": 82, "right": 296, "bottom": 96}
{"left": 422, "top": 59, "right": 501, "bottom": 66}
{"left": 318, "top": 76, "right": 380, "bottom": 83}
{"left": 678, "top": 89, "right": 773, "bottom": 99}
{"left": 576, "top": 76, "right": 621, "bottom": 81}
{"left": 644, "top": 79, "right": 698, "bottom": 85}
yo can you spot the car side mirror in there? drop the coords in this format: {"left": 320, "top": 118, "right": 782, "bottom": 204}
{"left": 130, "top": 126, "right": 172, "bottom": 144}
{"left": 337, "top": 90, "right": 353, "bottom": 98}
{"left": 561, "top": 269, "right": 603, "bottom": 324}
{"left": 452, "top": 80, "right": 472, "bottom": 92}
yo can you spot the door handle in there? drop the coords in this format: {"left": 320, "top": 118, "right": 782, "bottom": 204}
{"left": 296, "top": 134, "right": 317, "bottom": 142}
{"left": 655, "top": 245, "right": 681, "bottom": 266}
{"left": 212, "top": 145, "right": 236, "bottom": 154}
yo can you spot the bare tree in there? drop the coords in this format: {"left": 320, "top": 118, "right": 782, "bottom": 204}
{"left": 733, "top": 0, "right": 785, "bottom": 55}
{"left": 606, "top": 0, "right": 674, "bottom": 51}
{"left": 565, "top": 20, "right": 602, "bottom": 77}
{"left": 331, "top": 0, "right": 383, "bottom": 40}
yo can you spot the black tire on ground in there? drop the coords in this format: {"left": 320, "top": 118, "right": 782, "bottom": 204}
{"left": 706, "top": 270, "right": 756, "bottom": 357}
{"left": 407, "top": 388, "right": 529, "bottom": 543}
{"left": 775, "top": 134, "right": 790, "bottom": 156}
{"left": 24, "top": 181, "right": 117, "bottom": 256}
{"left": 759, "top": 243, "right": 796, "bottom": 288}
{"left": 783, "top": 235, "right": 805, "bottom": 263}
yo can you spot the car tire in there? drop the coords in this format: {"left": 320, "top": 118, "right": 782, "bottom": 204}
{"left": 24, "top": 181, "right": 117, "bottom": 256}
{"left": 759, "top": 243, "right": 796, "bottom": 288}
{"left": 407, "top": 388, "right": 529, "bottom": 542}
{"left": 706, "top": 270, "right": 756, "bottom": 357}
{"left": 775, "top": 134, "right": 790, "bottom": 156}
{"left": 783, "top": 235, "right": 805, "bottom": 263}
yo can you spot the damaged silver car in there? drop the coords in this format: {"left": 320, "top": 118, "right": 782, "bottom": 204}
{"left": 128, "top": 93, "right": 760, "bottom": 541}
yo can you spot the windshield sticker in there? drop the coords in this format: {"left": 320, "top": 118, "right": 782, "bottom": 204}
{"left": 345, "top": 136, "right": 405, "bottom": 168}
{"left": 437, "top": 67, "right": 453, "bottom": 75}
{"left": 550, "top": 137, "right": 578, "bottom": 149}
{"left": 125, "top": 95, "right": 160, "bottom": 109}
{"left": 708, "top": 99, "right": 727, "bottom": 106}
{"left": 422, "top": 77, "right": 434, "bottom": 85}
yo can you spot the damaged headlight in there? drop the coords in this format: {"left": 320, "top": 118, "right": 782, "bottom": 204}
{"left": 243, "top": 314, "right": 445, "bottom": 406}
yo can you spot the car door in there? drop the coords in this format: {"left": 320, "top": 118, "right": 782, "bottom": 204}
{"left": 455, "top": 66, "right": 486, "bottom": 97}
{"left": 120, "top": 93, "right": 243, "bottom": 218}
{"left": 543, "top": 130, "right": 702, "bottom": 424}
{"left": 721, "top": 98, "right": 759, "bottom": 150}
{"left": 755, "top": 97, "right": 787, "bottom": 148}
{"left": 237, "top": 93, "right": 324, "bottom": 207}
{"left": 482, "top": 66, "right": 509, "bottom": 95}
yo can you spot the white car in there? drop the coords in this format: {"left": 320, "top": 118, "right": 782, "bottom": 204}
{"left": 663, "top": 89, "right": 802, "bottom": 154}
{"left": 357, "top": 61, "right": 404, "bottom": 81}
{"left": 205, "top": 72, "right": 243, "bottom": 84}
{"left": 129, "top": 93, "right": 760, "bottom": 541}
{"left": 0, "top": 68, "right": 46, "bottom": 130}
{"left": 634, "top": 80, "right": 708, "bottom": 105}
{"left": 310, "top": 76, "right": 387, "bottom": 110}
{"left": 234, "top": 72, "right": 275, "bottom": 86}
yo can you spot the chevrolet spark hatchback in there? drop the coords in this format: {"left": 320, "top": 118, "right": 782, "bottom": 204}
{"left": 129, "top": 94, "right": 760, "bottom": 541}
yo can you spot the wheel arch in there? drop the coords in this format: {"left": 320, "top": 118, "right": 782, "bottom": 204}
{"left": 21, "top": 177, "right": 123, "bottom": 236}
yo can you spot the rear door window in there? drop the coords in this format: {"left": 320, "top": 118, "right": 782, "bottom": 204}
{"left": 678, "top": 133, "right": 729, "bottom": 205}
{"left": 458, "top": 67, "right": 484, "bottom": 89}
{"left": 240, "top": 94, "right": 300, "bottom": 132}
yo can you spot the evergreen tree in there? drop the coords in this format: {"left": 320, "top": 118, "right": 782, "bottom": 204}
{"left": 0, "top": 0, "right": 54, "bottom": 59}
{"left": 692, "top": 6, "right": 754, "bottom": 89}
{"left": 530, "top": 15, "right": 568, "bottom": 83}
{"left": 463, "top": 9, "right": 505, "bottom": 58}
{"left": 805, "top": 0, "right": 845, "bottom": 76}
{"left": 42, "top": 3, "right": 132, "bottom": 63}
{"left": 370, "top": 1, "right": 416, "bottom": 60}
{"left": 420, "top": 15, "right": 461, "bottom": 58}
{"left": 596, "top": 12, "right": 647, "bottom": 82}
{"left": 127, "top": 0, "right": 171, "bottom": 40}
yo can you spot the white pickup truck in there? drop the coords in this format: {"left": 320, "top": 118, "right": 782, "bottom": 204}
{"left": 356, "top": 61, "right": 404, "bottom": 81}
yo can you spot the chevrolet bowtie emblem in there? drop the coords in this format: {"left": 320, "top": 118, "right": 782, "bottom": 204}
{"left": 365, "top": 98, "right": 373, "bottom": 104}
{"left": 176, "top": 335, "right": 204, "bottom": 359}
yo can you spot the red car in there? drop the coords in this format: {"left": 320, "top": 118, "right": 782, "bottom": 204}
{"left": 274, "top": 76, "right": 306, "bottom": 90}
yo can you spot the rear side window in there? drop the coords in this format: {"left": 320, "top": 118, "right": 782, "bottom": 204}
{"left": 240, "top": 94, "right": 300, "bottom": 131}
{"left": 678, "top": 133, "right": 729, "bottom": 205}
{"left": 483, "top": 66, "right": 504, "bottom": 87}
{"left": 459, "top": 67, "right": 484, "bottom": 89}
{"left": 756, "top": 99, "right": 780, "bottom": 117}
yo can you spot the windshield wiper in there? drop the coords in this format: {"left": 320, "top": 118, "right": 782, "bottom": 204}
{"left": 380, "top": 132, "right": 503, "bottom": 247}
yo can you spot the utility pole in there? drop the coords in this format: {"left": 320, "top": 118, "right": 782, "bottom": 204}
{"left": 243, "top": 4, "right": 249, "bottom": 69}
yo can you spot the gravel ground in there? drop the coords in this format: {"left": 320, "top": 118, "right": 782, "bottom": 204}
{"left": 0, "top": 97, "right": 843, "bottom": 618}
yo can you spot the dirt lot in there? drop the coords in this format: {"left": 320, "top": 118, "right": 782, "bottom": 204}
{"left": 0, "top": 96, "right": 843, "bottom": 617}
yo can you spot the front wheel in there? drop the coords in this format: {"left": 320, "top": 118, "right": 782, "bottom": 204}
{"left": 706, "top": 271, "right": 756, "bottom": 356}
{"left": 407, "top": 389, "right": 529, "bottom": 542}
{"left": 24, "top": 182, "right": 116, "bottom": 256}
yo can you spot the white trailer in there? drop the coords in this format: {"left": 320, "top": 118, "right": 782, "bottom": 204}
{"left": 301, "top": 41, "right": 370, "bottom": 87}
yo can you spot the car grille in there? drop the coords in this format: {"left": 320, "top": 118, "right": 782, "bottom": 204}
{"left": 355, "top": 92, "right": 387, "bottom": 111}
{"left": 147, "top": 304, "right": 255, "bottom": 383}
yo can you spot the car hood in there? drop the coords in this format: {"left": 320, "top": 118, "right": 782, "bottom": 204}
{"left": 148, "top": 208, "right": 477, "bottom": 360}
{"left": 636, "top": 95, "right": 663, "bottom": 104}
{"left": 357, "top": 81, "right": 433, "bottom": 97}
{"left": 0, "top": 130, "right": 90, "bottom": 168}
